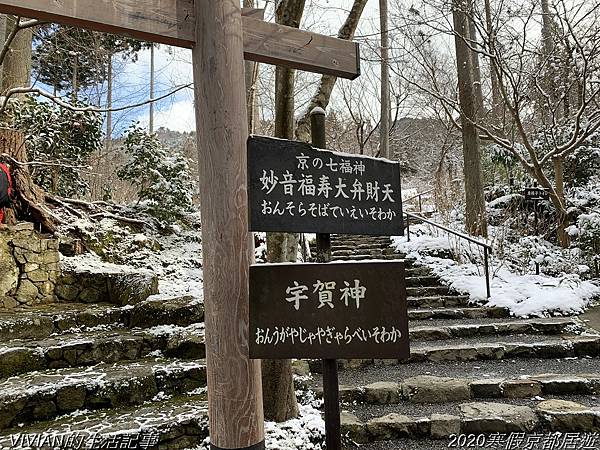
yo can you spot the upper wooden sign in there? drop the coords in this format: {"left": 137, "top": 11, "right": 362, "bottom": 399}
{"left": 0, "top": 0, "right": 360, "bottom": 79}
{"left": 248, "top": 136, "right": 404, "bottom": 236}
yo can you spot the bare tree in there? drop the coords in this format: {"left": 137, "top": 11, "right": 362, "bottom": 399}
{"left": 380, "top": 0, "right": 391, "bottom": 159}
{"left": 261, "top": 0, "right": 304, "bottom": 424}
{"left": 294, "top": 0, "right": 369, "bottom": 142}
{"left": 452, "top": 0, "right": 488, "bottom": 237}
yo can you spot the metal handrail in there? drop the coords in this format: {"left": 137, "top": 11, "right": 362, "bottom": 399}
{"left": 405, "top": 212, "right": 492, "bottom": 298}
{"left": 403, "top": 188, "right": 435, "bottom": 203}
{"left": 403, "top": 188, "right": 435, "bottom": 213}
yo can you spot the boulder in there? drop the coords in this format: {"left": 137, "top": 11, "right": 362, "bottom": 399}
{"left": 341, "top": 412, "right": 369, "bottom": 444}
{"left": 536, "top": 399, "right": 598, "bottom": 432}
{"left": 430, "top": 414, "right": 461, "bottom": 439}
{"left": 460, "top": 402, "right": 538, "bottom": 433}
{"left": 364, "top": 382, "right": 401, "bottom": 404}
{"left": 402, "top": 375, "right": 471, "bottom": 403}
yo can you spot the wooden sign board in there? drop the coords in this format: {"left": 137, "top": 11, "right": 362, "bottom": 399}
{"left": 524, "top": 187, "right": 549, "bottom": 201}
{"left": 249, "top": 261, "right": 410, "bottom": 360}
{"left": 0, "top": 1, "right": 360, "bottom": 80}
{"left": 248, "top": 136, "right": 404, "bottom": 236}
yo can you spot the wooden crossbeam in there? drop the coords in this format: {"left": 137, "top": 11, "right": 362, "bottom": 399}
{"left": 0, "top": 0, "right": 360, "bottom": 79}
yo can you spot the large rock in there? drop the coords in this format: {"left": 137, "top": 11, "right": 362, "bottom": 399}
{"left": 128, "top": 296, "right": 203, "bottom": 328}
{"left": 341, "top": 412, "right": 369, "bottom": 444}
{"left": 501, "top": 379, "right": 542, "bottom": 398}
{"left": 108, "top": 272, "right": 159, "bottom": 306}
{"left": 430, "top": 414, "right": 461, "bottom": 439}
{"left": 460, "top": 402, "right": 538, "bottom": 434}
{"left": 364, "top": 382, "right": 401, "bottom": 404}
{"left": 402, "top": 375, "right": 471, "bottom": 403}
{"left": 470, "top": 379, "right": 504, "bottom": 398}
{"left": 366, "top": 413, "right": 430, "bottom": 440}
{"left": 537, "top": 399, "right": 598, "bottom": 432}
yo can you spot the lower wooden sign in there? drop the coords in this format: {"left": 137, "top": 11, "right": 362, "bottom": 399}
{"left": 249, "top": 261, "right": 409, "bottom": 360}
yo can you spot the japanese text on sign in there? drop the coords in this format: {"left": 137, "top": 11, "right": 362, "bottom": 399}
{"left": 248, "top": 136, "right": 404, "bottom": 235}
{"left": 249, "top": 261, "right": 410, "bottom": 360}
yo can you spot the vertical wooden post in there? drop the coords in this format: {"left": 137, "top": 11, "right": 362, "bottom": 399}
{"left": 192, "top": 1, "right": 265, "bottom": 449}
{"left": 311, "top": 107, "right": 341, "bottom": 450}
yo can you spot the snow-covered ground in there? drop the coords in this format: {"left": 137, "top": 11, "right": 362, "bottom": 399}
{"left": 192, "top": 400, "right": 325, "bottom": 450}
{"left": 60, "top": 213, "right": 204, "bottom": 301}
{"left": 392, "top": 225, "right": 600, "bottom": 317}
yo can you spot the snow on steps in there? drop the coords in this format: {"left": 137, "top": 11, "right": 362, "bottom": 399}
{"left": 0, "top": 323, "right": 206, "bottom": 378}
{"left": 0, "top": 358, "right": 206, "bottom": 430}
{"left": 312, "top": 234, "right": 600, "bottom": 445}
{"left": 341, "top": 399, "right": 600, "bottom": 444}
{"left": 318, "top": 373, "right": 600, "bottom": 405}
{"left": 0, "top": 297, "right": 204, "bottom": 341}
{"left": 0, "top": 395, "right": 209, "bottom": 450}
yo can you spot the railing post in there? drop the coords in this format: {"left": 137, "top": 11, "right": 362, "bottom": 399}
{"left": 484, "top": 247, "right": 491, "bottom": 299}
{"left": 406, "top": 214, "right": 410, "bottom": 242}
{"left": 418, "top": 194, "right": 423, "bottom": 213}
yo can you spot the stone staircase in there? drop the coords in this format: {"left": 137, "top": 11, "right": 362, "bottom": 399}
{"left": 0, "top": 297, "right": 210, "bottom": 449}
{"left": 314, "top": 234, "right": 600, "bottom": 449}
{"left": 1, "top": 234, "right": 598, "bottom": 450}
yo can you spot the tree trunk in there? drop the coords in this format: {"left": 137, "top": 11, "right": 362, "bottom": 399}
{"left": 261, "top": 0, "right": 305, "bottom": 424}
{"left": 379, "top": 0, "right": 390, "bottom": 159}
{"left": 294, "top": 0, "right": 369, "bottom": 142}
{"left": 483, "top": 0, "right": 502, "bottom": 126}
{"left": 105, "top": 53, "right": 113, "bottom": 152}
{"left": 553, "top": 156, "right": 570, "bottom": 248}
{"left": 452, "top": 0, "right": 488, "bottom": 237}
{"left": 243, "top": 1, "right": 259, "bottom": 133}
{"left": 2, "top": 16, "right": 32, "bottom": 93}
{"left": 0, "top": 128, "right": 59, "bottom": 231}
{"left": 467, "top": 13, "right": 484, "bottom": 118}
{"left": 0, "top": 15, "right": 6, "bottom": 85}
{"left": 149, "top": 44, "right": 155, "bottom": 134}
{"left": 72, "top": 57, "right": 79, "bottom": 102}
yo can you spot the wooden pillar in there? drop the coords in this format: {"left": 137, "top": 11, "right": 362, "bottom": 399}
{"left": 192, "top": 1, "right": 265, "bottom": 449}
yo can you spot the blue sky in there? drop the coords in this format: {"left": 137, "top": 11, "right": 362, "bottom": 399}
{"left": 44, "top": 0, "right": 382, "bottom": 137}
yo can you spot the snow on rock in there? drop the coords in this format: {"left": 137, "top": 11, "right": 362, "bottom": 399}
{"left": 62, "top": 214, "right": 203, "bottom": 302}
{"left": 392, "top": 233, "right": 600, "bottom": 317}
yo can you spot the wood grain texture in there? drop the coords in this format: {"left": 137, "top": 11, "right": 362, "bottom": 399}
{"left": 243, "top": 16, "right": 360, "bottom": 79}
{"left": 0, "top": 0, "right": 359, "bottom": 78}
{"left": 192, "top": 0, "right": 264, "bottom": 447}
{"left": 0, "top": 0, "right": 196, "bottom": 48}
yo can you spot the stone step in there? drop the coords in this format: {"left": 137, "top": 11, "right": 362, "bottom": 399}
{"left": 0, "top": 395, "right": 209, "bottom": 449}
{"left": 0, "top": 297, "right": 204, "bottom": 341}
{"left": 408, "top": 335, "right": 600, "bottom": 363}
{"left": 0, "top": 358, "right": 206, "bottom": 430}
{"left": 406, "top": 276, "right": 442, "bottom": 287}
{"left": 332, "top": 355, "right": 600, "bottom": 389}
{"left": 309, "top": 336, "right": 600, "bottom": 372}
{"left": 407, "top": 295, "right": 470, "bottom": 309}
{"left": 0, "top": 324, "right": 206, "bottom": 379}
{"left": 406, "top": 286, "right": 452, "bottom": 297}
{"left": 341, "top": 398, "right": 600, "bottom": 444}
{"left": 329, "top": 372, "right": 600, "bottom": 406}
{"left": 406, "top": 266, "right": 435, "bottom": 278}
{"left": 332, "top": 254, "right": 407, "bottom": 261}
{"left": 409, "top": 318, "right": 579, "bottom": 341}
{"left": 408, "top": 306, "right": 510, "bottom": 321}
{"left": 331, "top": 243, "right": 393, "bottom": 251}
{"left": 331, "top": 235, "right": 392, "bottom": 242}
{"left": 331, "top": 249, "right": 396, "bottom": 258}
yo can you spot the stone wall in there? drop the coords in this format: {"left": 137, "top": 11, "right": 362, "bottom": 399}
{"left": 0, "top": 223, "right": 60, "bottom": 309}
